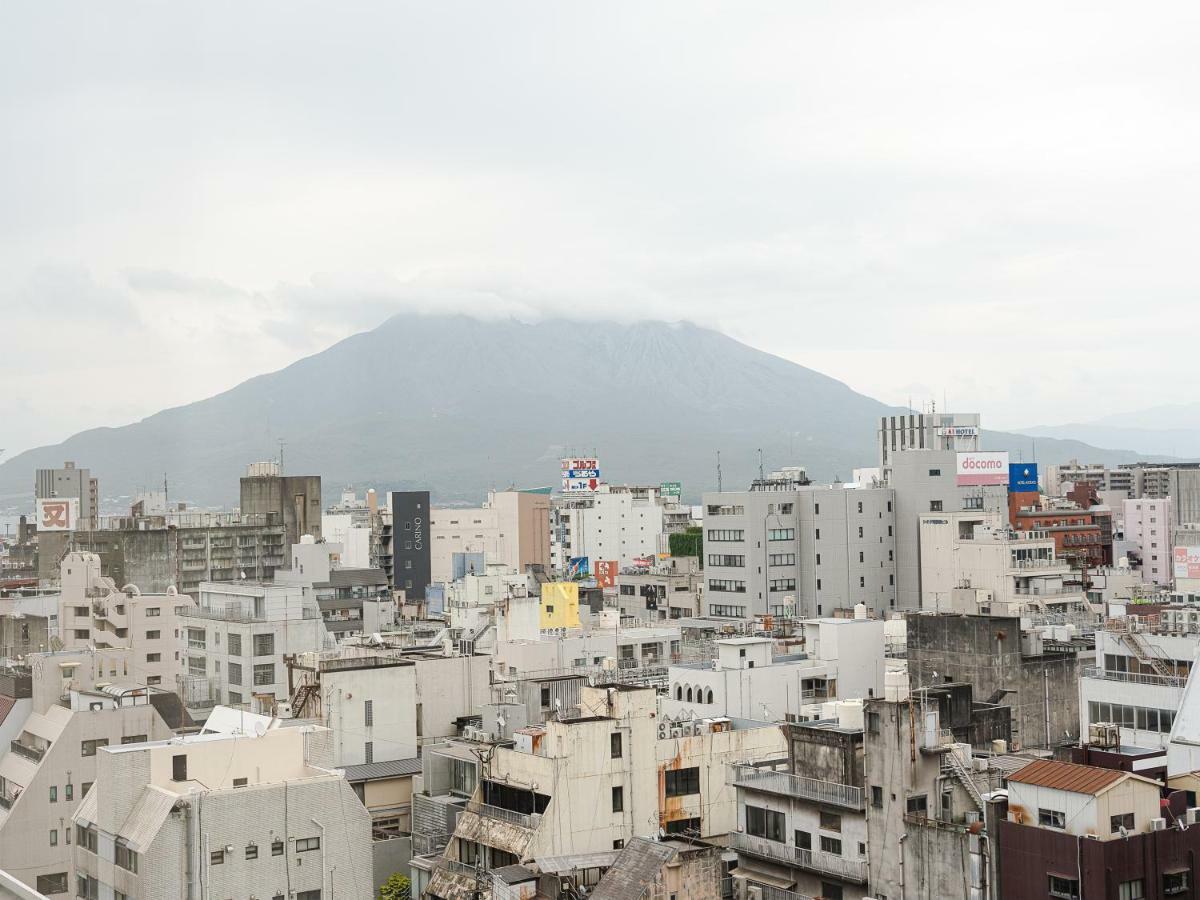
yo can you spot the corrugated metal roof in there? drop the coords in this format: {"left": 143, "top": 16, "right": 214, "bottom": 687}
{"left": 590, "top": 838, "right": 678, "bottom": 900}
{"left": 1007, "top": 759, "right": 1131, "bottom": 795}
{"left": 119, "top": 786, "right": 180, "bottom": 852}
{"left": 534, "top": 851, "right": 621, "bottom": 873}
{"left": 340, "top": 757, "right": 422, "bottom": 781}
{"left": 0, "top": 696, "right": 15, "bottom": 728}
{"left": 74, "top": 785, "right": 99, "bottom": 826}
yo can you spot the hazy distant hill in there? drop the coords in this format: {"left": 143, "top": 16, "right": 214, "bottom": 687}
{"left": 0, "top": 315, "right": 1177, "bottom": 507}
{"left": 1019, "top": 402, "right": 1200, "bottom": 459}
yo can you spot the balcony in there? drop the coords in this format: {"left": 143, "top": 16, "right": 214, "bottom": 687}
{"left": 730, "top": 764, "right": 864, "bottom": 810}
{"left": 0, "top": 792, "right": 15, "bottom": 809}
{"left": 9, "top": 740, "right": 46, "bottom": 762}
{"left": 465, "top": 799, "right": 540, "bottom": 830}
{"left": 729, "top": 832, "right": 868, "bottom": 884}
{"left": 1081, "top": 666, "right": 1186, "bottom": 689}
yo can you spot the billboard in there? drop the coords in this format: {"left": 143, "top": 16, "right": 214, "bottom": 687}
{"left": 956, "top": 451, "right": 1010, "bottom": 486}
{"left": 566, "top": 556, "right": 590, "bottom": 578}
{"left": 1175, "top": 547, "right": 1200, "bottom": 580}
{"left": 562, "top": 457, "right": 601, "bottom": 493}
{"left": 659, "top": 481, "right": 682, "bottom": 498}
{"left": 937, "top": 426, "right": 980, "bottom": 438}
{"left": 1008, "top": 463, "right": 1039, "bottom": 493}
{"left": 37, "top": 498, "right": 79, "bottom": 532}
{"left": 594, "top": 560, "right": 618, "bottom": 588}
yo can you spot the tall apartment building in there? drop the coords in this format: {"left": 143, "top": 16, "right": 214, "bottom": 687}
{"left": 1047, "top": 460, "right": 1174, "bottom": 500}
{"left": 382, "top": 490, "right": 432, "bottom": 598}
{"left": 701, "top": 471, "right": 897, "bottom": 620}
{"left": 35, "top": 462, "right": 98, "bottom": 531}
{"left": 429, "top": 489, "right": 551, "bottom": 585}
{"left": 1123, "top": 497, "right": 1172, "bottom": 584}
{"left": 550, "top": 485, "right": 670, "bottom": 571}
{"left": 72, "top": 724, "right": 372, "bottom": 900}
{"left": 57, "top": 552, "right": 196, "bottom": 689}
{"left": 0, "top": 650, "right": 181, "bottom": 897}
{"left": 238, "top": 461, "right": 322, "bottom": 551}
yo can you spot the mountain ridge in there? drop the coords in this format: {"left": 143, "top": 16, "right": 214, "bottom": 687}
{"left": 0, "top": 314, "right": 1181, "bottom": 507}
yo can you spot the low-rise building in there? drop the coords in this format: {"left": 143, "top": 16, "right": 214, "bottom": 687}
{"left": 72, "top": 721, "right": 372, "bottom": 899}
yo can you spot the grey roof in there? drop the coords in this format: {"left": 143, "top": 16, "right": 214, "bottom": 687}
{"left": 119, "top": 786, "right": 180, "bottom": 852}
{"left": 590, "top": 838, "right": 678, "bottom": 900}
{"left": 327, "top": 568, "right": 388, "bottom": 588}
{"left": 340, "top": 757, "right": 422, "bottom": 781}
{"left": 534, "top": 851, "right": 621, "bottom": 873}
{"left": 491, "top": 864, "right": 539, "bottom": 885}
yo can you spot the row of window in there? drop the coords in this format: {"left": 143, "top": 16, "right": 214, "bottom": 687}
{"left": 709, "top": 604, "right": 746, "bottom": 618}
{"left": 708, "top": 579, "right": 746, "bottom": 593}
{"left": 1087, "top": 701, "right": 1177, "bottom": 734}
{"left": 708, "top": 529, "right": 744, "bottom": 542}
{"left": 186, "top": 630, "right": 275, "bottom": 656}
{"left": 708, "top": 554, "right": 745, "bottom": 567}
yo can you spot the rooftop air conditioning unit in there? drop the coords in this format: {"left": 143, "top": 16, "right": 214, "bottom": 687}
{"left": 746, "top": 887, "right": 764, "bottom": 900}
{"left": 1151, "top": 817, "right": 1167, "bottom": 831}
{"left": 1188, "top": 808, "right": 1200, "bottom": 826}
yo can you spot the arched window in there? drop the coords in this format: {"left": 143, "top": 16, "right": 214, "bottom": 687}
{"left": 706, "top": 688, "right": 714, "bottom": 704}
{"left": 686, "top": 687, "right": 693, "bottom": 702}
{"left": 675, "top": 684, "right": 682, "bottom": 700}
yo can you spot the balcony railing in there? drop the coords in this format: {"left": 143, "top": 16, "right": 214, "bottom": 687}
{"left": 0, "top": 794, "right": 13, "bottom": 809}
{"left": 729, "top": 764, "right": 864, "bottom": 810}
{"left": 734, "top": 881, "right": 817, "bottom": 900}
{"left": 466, "top": 799, "right": 540, "bottom": 830}
{"left": 729, "top": 831, "right": 868, "bottom": 883}
{"left": 411, "top": 832, "right": 450, "bottom": 856}
{"left": 1081, "top": 666, "right": 1186, "bottom": 688}
{"left": 437, "top": 858, "right": 480, "bottom": 877}
{"left": 9, "top": 740, "right": 46, "bottom": 762}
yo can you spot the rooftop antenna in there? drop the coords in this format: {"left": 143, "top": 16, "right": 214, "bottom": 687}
{"left": 717, "top": 451, "right": 723, "bottom": 492}
{"left": 278, "top": 438, "right": 285, "bottom": 475}
{"left": 758, "top": 448, "right": 764, "bottom": 483}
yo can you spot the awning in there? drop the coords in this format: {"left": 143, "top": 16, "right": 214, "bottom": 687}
{"left": 736, "top": 865, "right": 796, "bottom": 890}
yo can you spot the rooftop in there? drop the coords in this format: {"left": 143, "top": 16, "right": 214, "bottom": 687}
{"left": 341, "top": 757, "right": 422, "bottom": 781}
{"left": 1007, "top": 759, "right": 1147, "bottom": 795}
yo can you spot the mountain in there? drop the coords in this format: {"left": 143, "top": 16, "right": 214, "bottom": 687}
{"left": 1018, "top": 402, "right": 1200, "bottom": 459}
{"left": 0, "top": 315, "right": 1179, "bottom": 508}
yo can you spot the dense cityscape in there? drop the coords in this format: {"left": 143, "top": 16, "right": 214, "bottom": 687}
{"left": 1, "top": 414, "right": 1199, "bottom": 899}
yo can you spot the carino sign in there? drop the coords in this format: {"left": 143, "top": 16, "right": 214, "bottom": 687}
{"left": 956, "top": 451, "right": 1010, "bottom": 487}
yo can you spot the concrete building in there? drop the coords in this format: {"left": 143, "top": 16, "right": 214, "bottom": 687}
{"left": 701, "top": 472, "right": 898, "bottom": 621}
{"left": 591, "top": 837, "right": 725, "bottom": 900}
{"left": 551, "top": 485, "right": 670, "bottom": 571}
{"left": 877, "top": 412, "right": 984, "bottom": 471}
{"left": 663, "top": 619, "right": 894, "bottom": 724}
{"left": 0, "top": 651, "right": 181, "bottom": 897}
{"left": 72, "top": 722, "right": 372, "bottom": 900}
{"left": 430, "top": 490, "right": 551, "bottom": 586}
{"left": 729, "top": 705, "right": 869, "bottom": 899}
{"left": 175, "top": 581, "right": 331, "bottom": 715}
{"left": 906, "top": 611, "right": 1087, "bottom": 750}
{"left": 1123, "top": 497, "right": 1172, "bottom": 584}
{"left": 918, "top": 513, "right": 1089, "bottom": 616}
{"left": 239, "top": 461, "right": 322, "bottom": 552}
{"left": 424, "top": 683, "right": 785, "bottom": 899}
{"left": 56, "top": 552, "right": 195, "bottom": 690}
{"left": 613, "top": 556, "right": 704, "bottom": 622}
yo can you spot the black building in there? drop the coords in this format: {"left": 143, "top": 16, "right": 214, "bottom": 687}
{"left": 387, "top": 490, "right": 431, "bottom": 599}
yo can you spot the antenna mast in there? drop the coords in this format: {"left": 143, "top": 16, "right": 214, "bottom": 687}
{"left": 717, "top": 451, "right": 723, "bottom": 492}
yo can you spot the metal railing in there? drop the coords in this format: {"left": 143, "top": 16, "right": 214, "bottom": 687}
{"left": 736, "top": 881, "right": 817, "bottom": 900}
{"left": 728, "top": 832, "right": 868, "bottom": 883}
{"left": 0, "top": 794, "right": 13, "bottom": 809}
{"left": 729, "top": 764, "right": 864, "bottom": 810}
{"left": 411, "top": 832, "right": 450, "bottom": 856}
{"left": 1081, "top": 666, "right": 1186, "bottom": 688}
{"left": 466, "top": 799, "right": 540, "bottom": 830}
{"left": 178, "top": 605, "right": 319, "bottom": 623}
{"left": 9, "top": 740, "right": 45, "bottom": 762}
{"left": 437, "top": 858, "right": 479, "bottom": 877}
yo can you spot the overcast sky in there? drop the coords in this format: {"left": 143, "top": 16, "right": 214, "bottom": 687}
{"left": 4, "top": 2, "right": 1199, "bottom": 457}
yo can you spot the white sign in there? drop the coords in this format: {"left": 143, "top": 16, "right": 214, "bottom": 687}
{"left": 1175, "top": 546, "right": 1200, "bottom": 580}
{"left": 37, "top": 498, "right": 80, "bottom": 531}
{"left": 937, "top": 426, "right": 979, "bottom": 438}
{"left": 956, "top": 451, "right": 1009, "bottom": 486}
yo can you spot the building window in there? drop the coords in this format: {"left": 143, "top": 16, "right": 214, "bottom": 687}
{"left": 296, "top": 836, "right": 321, "bottom": 852}
{"left": 146, "top": 653, "right": 161, "bottom": 663}
{"left": 819, "top": 811, "right": 841, "bottom": 832}
{"left": 905, "top": 795, "right": 927, "bottom": 817}
{"left": 172, "top": 754, "right": 188, "bottom": 781}
{"left": 115, "top": 843, "right": 138, "bottom": 873}
{"left": 611, "top": 733, "right": 623, "bottom": 758}
{"left": 1163, "top": 872, "right": 1189, "bottom": 896}
{"left": 1110, "top": 812, "right": 1135, "bottom": 833}
{"left": 364, "top": 699, "right": 374, "bottom": 726}
{"left": 210, "top": 849, "right": 224, "bottom": 865}
{"left": 75, "top": 875, "right": 98, "bottom": 900}
{"left": 708, "top": 554, "right": 746, "bottom": 567}
{"left": 767, "top": 529, "right": 795, "bottom": 541}
{"left": 253, "top": 633, "right": 275, "bottom": 656}
{"left": 65, "top": 783, "right": 73, "bottom": 801}
{"left": 186, "top": 627, "right": 206, "bottom": 650}
{"left": 707, "top": 529, "right": 745, "bottom": 542}
{"left": 254, "top": 663, "right": 275, "bottom": 686}
{"left": 1048, "top": 875, "right": 1080, "bottom": 899}
{"left": 612, "top": 786, "right": 624, "bottom": 812}
{"left": 146, "top": 630, "right": 160, "bottom": 640}
{"left": 82, "top": 782, "right": 93, "bottom": 797}
{"left": 228, "top": 633, "right": 242, "bottom": 656}
{"left": 80, "top": 739, "right": 108, "bottom": 757}
{"left": 36, "top": 874, "right": 68, "bottom": 895}
{"left": 664, "top": 767, "right": 700, "bottom": 797}
{"left": 929, "top": 469, "right": 941, "bottom": 477}
{"left": 768, "top": 579, "right": 796, "bottom": 592}
{"left": 228, "top": 662, "right": 242, "bottom": 686}
{"left": 245, "top": 844, "right": 258, "bottom": 860}
{"left": 233, "top": 778, "right": 248, "bottom": 788}
{"left": 707, "top": 579, "right": 746, "bottom": 593}
{"left": 665, "top": 817, "right": 701, "bottom": 836}
{"left": 365, "top": 741, "right": 373, "bottom": 763}
{"left": 296, "top": 892, "right": 321, "bottom": 900}
{"left": 819, "top": 835, "right": 842, "bottom": 855}
{"left": 795, "top": 829, "right": 811, "bottom": 850}
{"left": 49, "top": 785, "right": 57, "bottom": 803}
{"left": 121, "top": 734, "right": 147, "bottom": 745}
{"left": 871, "top": 786, "right": 883, "bottom": 808}
{"left": 1038, "top": 808, "right": 1066, "bottom": 829}
{"left": 188, "top": 656, "right": 206, "bottom": 677}
{"left": 76, "top": 825, "right": 98, "bottom": 852}
{"left": 50, "top": 829, "right": 57, "bottom": 846}
{"left": 272, "top": 839, "right": 285, "bottom": 856}
{"left": 1117, "top": 880, "right": 1144, "bottom": 900}
{"left": 745, "top": 805, "right": 786, "bottom": 843}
